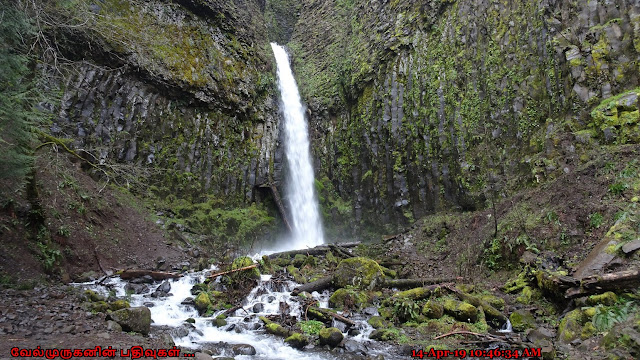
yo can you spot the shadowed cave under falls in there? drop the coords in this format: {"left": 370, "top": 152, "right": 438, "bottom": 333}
{"left": 269, "top": 43, "right": 324, "bottom": 252}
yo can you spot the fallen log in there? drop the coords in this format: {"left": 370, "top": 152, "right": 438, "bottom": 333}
{"left": 332, "top": 241, "right": 361, "bottom": 248}
{"left": 209, "top": 264, "right": 258, "bottom": 279}
{"left": 291, "top": 276, "right": 333, "bottom": 296}
{"left": 329, "top": 244, "right": 354, "bottom": 258}
{"left": 267, "top": 246, "right": 332, "bottom": 259}
{"left": 119, "top": 270, "right": 182, "bottom": 281}
{"left": 380, "top": 277, "right": 461, "bottom": 289}
{"left": 308, "top": 306, "right": 356, "bottom": 327}
{"left": 565, "top": 268, "right": 640, "bottom": 298}
{"left": 444, "top": 285, "right": 508, "bottom": 327}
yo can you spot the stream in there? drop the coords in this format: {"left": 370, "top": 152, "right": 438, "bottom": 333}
{"left": 81, "top": 265, "right": 398, "bottom": 359}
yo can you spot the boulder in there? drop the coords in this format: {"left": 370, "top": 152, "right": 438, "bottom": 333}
{"left": 318, "top": 327, "right": 343, "bottom": 348}
{"left": 231, "top": 344, "right": 256, "bottom": 355}
{"left": 284, "top": 333, "right": 309, "bottom": 349}
{"left": 443, "top": 299, "right": 478, "bottom": 323}
{"left": 422, "top": 300, "right": 444, "bottom": 319}
{"left": 509, "top": 309, "right": 536, "bottom": 332}
{"left": 194, "top": 292, "right": 211, "bottom": 313}
{"left": 108, "top": 307, "right": 151, "bottom": 335}
{"left": 333, "top": 257, "right": 385, "bottom": 290}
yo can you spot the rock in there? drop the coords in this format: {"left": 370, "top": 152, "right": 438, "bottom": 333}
{"left": 125, "top": 283, "right": 148, "bottom": 294}
{"left": 367, "top": 316, "right": 388, "bottom": 329}
{"left": 422, "top": 300, "right": 444, "bottom": 319}
{"left": 333, "top": 257, "right": 385, "bottom": 290}
{"left": 557, "top": 309, "right": 586, "bottom": 344}
{"left": 586, "top": 291, "right": 618, "bottom": 306}
{"left": 231, "top": 344, "right": 256, "bottom": 355}
{"left": 181, "top": 297, "right": 195, "bottom": 305}
{"left": 369, "top": 328, "right": 399, "bottom": 341}
{"left": 329, "top": 288, "right": 369, "bottom": 310}
{"left": 185, "top": 318, "right": 196, "bottom": 324}
{"left": 318, "top": 327, "right": 343, "bottom": 348}
{"left": 109, "top": 299, "right": 130, "bottom": 311}
{"left": 363, "top": 307, "right": 378, "bottom": 316}
{"left": 509, "top": 309, "right": 536, "bottom": 332}
{"left": 194, "top": 353, "right": 212, "bottom": 360}
{"left": 131, "top": 275, "right": 154, "bottom": 284}
{"left": 106, "top": 320, "right": 122, "bottom": 332}
{"left": 622, "top": 240, "right": 640, "bottom": 254}
{"left": 157, "top": 281, "right": 171, "bottom": 293}
{"left": 194, "top": 292, "right": 211, "bottom": 313}
{"left": 284, "top": 333, "right": 309, "bottom": 349}
{"left": 108, "top": 307, "right": 151, "bottom": 335}
{"left": 252, "top": 303, "right": 264, "bottom": 313}
{"left": 443, "top": 299, "right": 478, "bottom": 323}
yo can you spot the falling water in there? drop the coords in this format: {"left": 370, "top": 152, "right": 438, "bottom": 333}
{"left": 271, "top": 43, "right": 324, "bottom": 250}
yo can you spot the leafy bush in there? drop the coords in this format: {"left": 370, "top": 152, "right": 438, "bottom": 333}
{"left": 592, "top": 301, "right": 635, "bottom": 332}
{"left": 298, "top": 320, "right": 324, "bottom": 335}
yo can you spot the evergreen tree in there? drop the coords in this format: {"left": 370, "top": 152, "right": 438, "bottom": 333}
{"left": 0, "top": 1, "right": 46, "bottom": 199}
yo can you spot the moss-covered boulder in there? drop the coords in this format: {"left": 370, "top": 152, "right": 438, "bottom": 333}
{"left": 108, "top": 307, "right": 151, "bottom": 335}
{"left": 284, "top": 333, "right": 309, "bottom": 349}
{"left": 264, "top": 321, "right": 289, "bottom": 337}
{"left": 379, "top": 307, "right": 393, "bottom": 320}
{"left": 509, "top": 309, "right": 536, "bottom": 332}
{"left": 84, "top": 289, "right": 106, "bottom": 302}
{"left": 443, "top": 299, "right": 478, "bottom": 323}
{"left": 231, "top": 256, "right": 260, "bottom": 281}
{"left": 109, "top": 299, "right": 130, "bottom": 311}
{"left": 318, "top": 327, "right": 343, "bottom": 348}
{"left": 481, "top": 295, "right": 505, "bottom": 311}
{"left": 557, "top": 309, "right": 586, "bottom": 343}
{"left": 329, "top": 288, "right": 370, "bottom": 310}
{"left": 516, "top": 286, "right": 541, "bottom": 305}
{"left": 367, "top": 316, "right": 391, "bottom": 329}
{"left": 422, "top": 300, "right": 444, "bottom": 319}
{"left": 333, "top": 257, "right": 385, "bottom": 290}
{"left": 586, "top": 291, "right": 618, "bottom": 306}
{"left": 369, "top": 328, "right": 400, "bottom": 341}
{"left": 194, "top": 292, "right": 211, "bottom": 313}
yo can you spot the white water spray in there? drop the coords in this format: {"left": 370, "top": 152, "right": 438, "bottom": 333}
{"left": 271, "top": 43, "right": 324, "bottom": 250}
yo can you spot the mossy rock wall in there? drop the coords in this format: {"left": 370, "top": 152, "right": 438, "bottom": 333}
{"left": 287, "top": 0, "right": 640, "bottom": 237}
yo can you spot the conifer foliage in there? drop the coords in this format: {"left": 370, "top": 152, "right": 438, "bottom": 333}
{"left": 0, "top": 0, "right": 46, "bottom": 198}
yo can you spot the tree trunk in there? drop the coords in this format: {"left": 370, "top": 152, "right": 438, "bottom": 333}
{"left": 291, "top": 276, "right": 334, "bottom": 295}
{"left": 565, "top": 268, "right": 640, "bottom": 298}
{"left": 380, "top": 278, "right": 460, "bottom": 289}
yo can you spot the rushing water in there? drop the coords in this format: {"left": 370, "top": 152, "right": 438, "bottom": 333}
{"left": 83, "top": 267, "right": 390, "bottom": 359}
{"left": 271, "top": 43, "right": 324, "bottom": 251}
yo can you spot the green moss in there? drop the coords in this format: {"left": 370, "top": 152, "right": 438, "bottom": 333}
{"left": 367, "top": 316, "right": 390, "bottom": 329}
{"left": 266, "top": 322, "right": 289, "bottom": 337}
{"left": 558, "top": 309, "right": 586, "bottom": 343}
{"left": 586, "top": 292, "right": 619, "bottom": 306}
{"left": 443, "top": 299, "right": 477, "bottom": 323}
{"left": 298, "top": 320, "right": 324, "bottom": 335}
{"left": 422, "top": 300, "right": 444, "bottom": 319}
{"left": 333, "top": 257, "right": 385, "bottom": 290}
{"left": 194, "top": 292, "right": 211, "bottom": 312}
{"left": 329, "top": 287, "right": 370, "bottom": 310}
{"left": 231, "top": 256, "right": 260, "bottom": 280}
{"left": 509, "top": 309, "right": 536, "bottom": 332}
{"left": 109, "top": 300, "right": 130, "bottom": 311}
{"left": 393, "top": 287, "right": 436, "bottom": 300}
{"left": 284, "top": 332, "right": 309, "bottom": 349}
{"left": 581, "top": 321, "right": 597, "bottom": 339}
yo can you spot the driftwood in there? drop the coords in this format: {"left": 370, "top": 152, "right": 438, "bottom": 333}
{"left": 291, "top": 276, "right": 333, "bottom": 296}
{"left": 565, "top": 268, "right": 640, "bottom": 298}
{"left": 380, "top": 278, "right": 461, "bottom": 289}
{"left": 444, "top": 285, "right": 508, "bottom": 326}
{"left": 209, "top": 264, "right": 258, "bottom": 279}
{"left": 119, "top": 269, "right": 182, "bottom": 280}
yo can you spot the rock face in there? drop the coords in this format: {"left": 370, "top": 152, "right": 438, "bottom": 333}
{"left": 41, "top": 0, "right": 640, "bottom": 240}
{"left": 287, "top": 0, "right": 640, "bottom": 236}
{"left": 108, "top": 307, "right": 152, "bottom": 335}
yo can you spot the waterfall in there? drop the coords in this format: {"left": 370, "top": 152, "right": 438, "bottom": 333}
{"left": 271, "top": 43, "right": 324, "bottom": 250}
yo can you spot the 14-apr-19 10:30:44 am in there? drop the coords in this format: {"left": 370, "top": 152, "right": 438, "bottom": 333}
{"left": 411, "top": 348, "right": 543, "bottom": 359}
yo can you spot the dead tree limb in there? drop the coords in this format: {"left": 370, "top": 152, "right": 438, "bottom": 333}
{"left": 291, "top": 276, "right": 334, "bottom": 296}
{"left": 208, "top": 264, "right": 258, "bottom": 279}
{"left": 308, "top": 306, "right": 355, "bottom": 327}
{"left": 329, "top": 244, "right": 354, "bottom": 258}
{"left": 565, "top": 268, "right": 640, "bottom": 298}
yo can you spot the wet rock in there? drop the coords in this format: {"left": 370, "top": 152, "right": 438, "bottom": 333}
{"left": 194, "top": 292, "right": 211, "bottom": 313}
{"left": 231, "top": 344, "right": 256, "bottom": 355}
{"left": 157, "top": 281, "right": 171, "bottom": 293}
{"left": 194, "top": 353, "right": 212, "bottom": 360}
{"left": 125, "top": 283, "right": 149, "bottom": 294}
{"left": 622, "top": 240, "right": 640, "bottom": 254}
{"left": 252, "top": 303, "right": 264, "bottom": 313}
{"left": 108, "top": 307, "right": 151, "bottom": 335}
{"left": 284, "top": 333, "right": 309, "bottom": 349}
{"left": 318, "top": 327, "right": 343, "bottom": 348}
{"left": 131, "top": 275, "right": 155, "bottom": 284}
{"left": 181, "top": 297, "right": 195, "bottom": 305}
{"left": 143, "top": 302, "right": 155, "bottom": 308}
{"left": 363, "top": 307, "right": 378, "bottom": 316}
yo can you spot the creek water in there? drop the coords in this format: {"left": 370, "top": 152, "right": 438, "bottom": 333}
{"left": 271, "top": 43, "right": 324, "bottom": 251}
{"left": 84, "top": 266, "right": 394, "bottom": 359}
